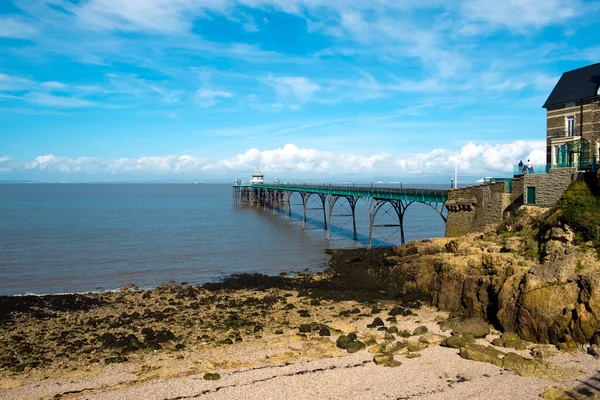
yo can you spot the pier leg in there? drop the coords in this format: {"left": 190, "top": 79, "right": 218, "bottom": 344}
{"left": 302, "top": 193, "right": 308, "bottom": 229}
{"left": 326, "top": 195, "right": 337, "bottom": 240}
{"left": 351, "top": 197, "right": 358, "bottom": 241}
{"left": 319, "top": 194, "right": 327, "bottom": 230}
{"left": 368, "top": 210, "right": 375, "bottom": 250}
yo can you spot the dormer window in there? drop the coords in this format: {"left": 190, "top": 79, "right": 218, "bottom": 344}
{"left": 566, "top": 102, "right": 576, "bottom": 108}
{"left": 567, "top": 116, "right": 575, "bottom": 136}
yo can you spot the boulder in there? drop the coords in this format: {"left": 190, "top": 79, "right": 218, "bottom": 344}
{"left": 452, "top": 318, "right": 490, "bottom": 338}
{"left": 346, "top": 341, "right": 366, "bottom": 353}
{"left": 373, "top": 353, "right": 393, "bottom": 365}
{"left": 442, "top": 335, "right": 474, "bottom": 349}
{"left": 412, "top": 326, "right": 428, "bottom": 336}
{"left": 419, "top": 333, "right": 447, "bottom": 346}
{"left": 336, "top": 335, "right": 352, "bottom": 349}
{"left": 459, "top": 344, "right": 504, "bottom": 367}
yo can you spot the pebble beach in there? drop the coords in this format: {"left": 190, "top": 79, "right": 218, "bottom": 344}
{"left": 1, "top": 273, "right": 599, "bottom": 400}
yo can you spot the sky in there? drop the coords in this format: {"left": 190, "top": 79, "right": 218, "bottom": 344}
{"left": 0, "top": 0, "right": 599, "bottom": 183}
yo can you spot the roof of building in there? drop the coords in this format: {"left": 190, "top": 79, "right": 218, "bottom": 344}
{"left": 543, "top": 62, "right": 600, "bottom": 108}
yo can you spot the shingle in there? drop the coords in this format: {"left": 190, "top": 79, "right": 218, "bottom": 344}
{"left": 543, "top": 62, "right": 600, "bottom": 108}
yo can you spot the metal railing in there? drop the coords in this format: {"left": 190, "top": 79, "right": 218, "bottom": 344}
{"left": 513, "top": 164, "right": 551, "bottom": 176}
{"left": 246, "top": 183, "right": 448, "bottom": 203}
{"left": 549, "top": 126, "right": 581, "bottom": 139}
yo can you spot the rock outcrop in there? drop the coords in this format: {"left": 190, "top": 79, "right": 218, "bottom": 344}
{"left": 328, "top": 211, "right": 600, "bottom": 345}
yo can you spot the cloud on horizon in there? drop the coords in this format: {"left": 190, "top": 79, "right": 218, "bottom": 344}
{"left": 0, "top": 140, "right": 545, "bottom": 182}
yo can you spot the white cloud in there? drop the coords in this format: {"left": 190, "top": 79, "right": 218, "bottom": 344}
{"left": 266, "top": 76, "right": 320, "bottom": 106}
{"left": 41, "top": 81, "right": 68, "bottom": 90}
{"left": 0, "top": 73, "right": 36, "bottom": 92}
{"left": 195, "top": 88, "right": 234, "bottom": 107}
{"left": 2, "top": 140, "right": 547, "bottom": 179}
{"left": 74, "top": 0, "right": 202, "bottom": 33}
{"left": 106, "top": 73, "right": 181, "bottom": 103}
{"left": 23, "top": 92, "right": 94, "bottom": 108}
{"left": 461, "top": 0, "right": 581, "bottom": 30}
{"left": 0, "top": 16, "right": 37, "bottom": 39}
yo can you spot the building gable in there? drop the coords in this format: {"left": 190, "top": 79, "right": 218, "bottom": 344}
{"left": 543, "top": 62, "right": 600, "bottom": 108}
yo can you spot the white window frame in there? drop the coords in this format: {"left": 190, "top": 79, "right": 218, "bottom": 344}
{"left": 567, "top": 116, "right": 575, "bottom": 136}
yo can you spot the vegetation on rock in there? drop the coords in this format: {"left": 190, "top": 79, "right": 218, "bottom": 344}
{"left": 539, "top": 172, "right": 600, "bottom": 255}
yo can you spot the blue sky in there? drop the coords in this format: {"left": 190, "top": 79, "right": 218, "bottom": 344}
{"left": 0, "top": 0, "right": 599, "bottom": 182}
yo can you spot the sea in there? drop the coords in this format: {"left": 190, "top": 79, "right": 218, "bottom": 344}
{"left": 0, "top": 183, "right": 447, "bottom": 296}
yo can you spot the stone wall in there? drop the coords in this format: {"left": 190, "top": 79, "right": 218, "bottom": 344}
{"left": 522, "top": 168, "right": 577, "bottom": 207}
{"left": 445, "top": 181, "right": 509, "bottom": 237}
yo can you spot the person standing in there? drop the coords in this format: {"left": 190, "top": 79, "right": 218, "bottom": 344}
{"left": 518, "top": 160, "right": 524, "bottom": 175}
{"left": 527, "top": 159, "right": 533, "bottom": 173}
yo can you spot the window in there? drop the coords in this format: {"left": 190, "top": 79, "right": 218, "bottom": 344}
{"left": 554, "top": 145, "right": 559, "bottom": 164}
{"left": 567, "top": 116, "right": 575, "bottom": 136}
{"left": 566, "top": 102, "right": 576, "bottom": 108}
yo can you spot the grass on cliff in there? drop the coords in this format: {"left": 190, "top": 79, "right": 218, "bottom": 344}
{"left": 538, "top": 171, "right": 600, "bottom": 254}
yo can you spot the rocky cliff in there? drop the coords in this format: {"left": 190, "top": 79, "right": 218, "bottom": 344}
{"left": 328, "top": 207, "right": 600, "bottom": 347}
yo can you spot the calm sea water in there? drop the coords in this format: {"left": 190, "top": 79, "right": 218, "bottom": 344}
{"left": 0, "top": 183, "right": 446, "bottom": 295}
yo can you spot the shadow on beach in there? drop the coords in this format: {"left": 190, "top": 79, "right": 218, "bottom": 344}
{"left": 563, "top": 370, "right": 600, "bottom": 399}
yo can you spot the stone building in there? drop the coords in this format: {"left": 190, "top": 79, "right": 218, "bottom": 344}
{"left": 543, "top": 62, "right": 600, "bottom": 169}
{"left": 445, "top": 63, "right": 600, "bottom": 236}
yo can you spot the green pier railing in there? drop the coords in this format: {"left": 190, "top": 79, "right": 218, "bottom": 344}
{"left": 244, "top": 183, "right": 448, "bottom": 203}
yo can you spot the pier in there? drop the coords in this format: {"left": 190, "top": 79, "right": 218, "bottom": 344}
{"left": 232, "top": 181, "right": 448, "bottom": 248}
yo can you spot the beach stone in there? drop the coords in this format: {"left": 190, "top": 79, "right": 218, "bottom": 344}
{"left": 104, "top": 356, "right": 127, "bottom": 364}
{"left": 336, "top": 335, "right": 352, "bottom": 349}
{"left": 405, "top": 353, "right": 421, "bottom": 359}
{"left": 373, "top": 353, "right": 394, "bottom": 365}
{"left": 407, "top": 343, "right": 425, "bottom": 352}
{"left": 419, "top": 333, "right": 447, "bottom": 346}
{"left": 502, "top": 352, "right": 536, "bottom": 377}
{"left": 387, "top": 326, "right": 399, "bottom": 334}
{"left": 253, "top": 325, "right": 263, "bottom": 333}
{"left": 347, "top": 332, "right": 358, "bottom": 341}
{"left": 587, "top": 344, "right": 600, "bottom": 358}
{"left": 413, "top": 326, "right": 428, "bottom": 336}
{"left": 318, "top": 326, "right": 331, "bottom": 336}
{"left": 299, "top": 324, "right": 312, "bottom": 333}
{"left": 386, "top": 360, "right": 402, "bottom": 367}
{"left": 397, "top": 330, "right": 411, "bottom": 338}
{"left": 384, "top": 333, "right": 395, "bottom": 341}
{"left": 452, "top": 318, "right": 490, "bottom": 338}
{"left": 203, "top": 373, "right": 221, "bottom": 380}
{"left": 373, "top": 353, "right": 401, "bottom": 367}
{"left": 346, "top": 341, "right": 366, "bottom": 353}
{"left": 386, "top": 317, "right": 397, "bottom": 323}
{"left": 492, "top": 332, "right": 527, "bottom": 350}
{"left": 370, "top": 307, "right": 381, "bottom": 314}
{"left": 442, "top": 335, "right": 474, "bottom": 349}
{"left": 368, "top": 344, "right": 382, "bottom": 354}
{"left": 531, "top": 345, "right": 558, "bottom": 359}
{"left": 275, "top": 329, "right": 284, "bottom": 335}
{"left": 310, "top": 299, "right": 321, "bottom": 306}
{"left": 459, "top": 344, "right": 504, "bottom": 367}
{"left": 389, "top": 306, "right": 412, "bottom": 317}
{"left": 351, "top": 308, "right": 361, "bottom": 314}
{"left": 372, "top": 317, "right": 385, "bottom": 327}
